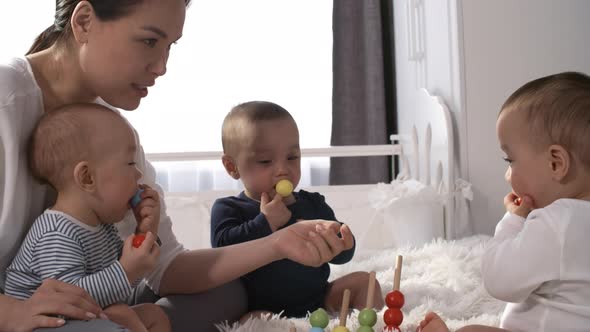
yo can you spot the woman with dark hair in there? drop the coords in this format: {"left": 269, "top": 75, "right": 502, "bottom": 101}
{"left": 0, "top": 1, "right": 352, "bottom": 331}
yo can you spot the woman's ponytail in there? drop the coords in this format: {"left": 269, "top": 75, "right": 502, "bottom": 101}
{"left": 26, "top": 0, "right": 76, "bottom": 55}
{"left": 26, "top": 25, "right": 62, "bottom": 55}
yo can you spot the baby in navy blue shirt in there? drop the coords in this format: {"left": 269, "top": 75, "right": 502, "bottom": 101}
{"left": 211, "top": 101, "right": 384, "bottom": 319}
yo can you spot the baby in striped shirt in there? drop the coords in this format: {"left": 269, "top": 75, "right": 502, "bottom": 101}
{"left": 5, "top": 104, "right": 169, "bottom": 331}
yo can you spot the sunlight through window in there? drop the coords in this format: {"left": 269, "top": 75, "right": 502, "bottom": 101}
{"left": 1, "top": 1, "right": 333, "bottom": 191}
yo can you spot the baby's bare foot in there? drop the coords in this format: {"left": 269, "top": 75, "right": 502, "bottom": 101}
{"left": 417, "top": 312, "right": 450, "bottom": 332}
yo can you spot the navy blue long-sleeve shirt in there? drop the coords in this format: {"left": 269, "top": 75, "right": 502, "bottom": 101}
{"left": 210, "top": 190, "right": 355, "bottom": 317}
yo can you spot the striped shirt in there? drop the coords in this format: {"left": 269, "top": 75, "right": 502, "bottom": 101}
{"left": 5, "top": 210, "right": 132, "bottom": 308}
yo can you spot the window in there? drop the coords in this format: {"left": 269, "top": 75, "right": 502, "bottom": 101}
{"left": 0, "top": 2, "right": 53, "bottom": 57}
{"left": 1, "top": 1, "right": 333, "bottom": 192}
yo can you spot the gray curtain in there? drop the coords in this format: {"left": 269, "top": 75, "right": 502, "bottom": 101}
{"left": 330, "top": 0, "right": 396, "bottom": 185}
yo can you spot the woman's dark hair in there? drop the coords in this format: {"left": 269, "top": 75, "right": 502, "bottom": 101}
{"left": 27, "top": 0, "right": 192, "bottom": 55}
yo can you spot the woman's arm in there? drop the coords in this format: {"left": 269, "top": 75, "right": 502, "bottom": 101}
{"left": 159, "top": 220, "right": 351, "bottom": 295}
{"left": 131, "top": 136, "right": 352, "bottom": 296}
{"left": 0, "top": 279, "right": 104, "bottom": 331}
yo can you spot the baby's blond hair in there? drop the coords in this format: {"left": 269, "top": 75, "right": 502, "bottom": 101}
{"left": 28, "top": 103, "right": 123, "bottom": 190}
{"left": 221, "top": 101, "right": 296, "bottom": 156}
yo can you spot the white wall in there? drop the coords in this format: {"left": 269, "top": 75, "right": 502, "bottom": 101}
{"left": 394, "top": 0, "right": 590, "bottom": 236}
{"left": 461, "top": 0, "right": 590, "bottom": 235}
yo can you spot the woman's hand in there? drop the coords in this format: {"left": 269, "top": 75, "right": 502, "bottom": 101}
{"left": 271, "top": 220, "right": 354, "bottom": 267}
{"left": 504, "top": 192, "right": 534, "bottom": 218}
{"left": 1, "top": 279, "right": 104, "bottom": 332}
{"left": 133, "top": 184, "right": 161, "bottom": 235}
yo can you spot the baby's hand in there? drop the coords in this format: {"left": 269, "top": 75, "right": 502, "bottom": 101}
{"left": 504, "top": 192, "right": 533, "bottom": 218}
{"left": 132, "top": 185, "right": 161, "bottom": 235}
{"left": 119, "top": 232, "right": 160, "bottom": 284}
{"left": 260, "top": 192, "right": 292, "bottom": 232}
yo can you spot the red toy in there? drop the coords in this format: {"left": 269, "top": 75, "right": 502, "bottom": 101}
{"left": 383, "top": 307, "right": 403, "bottom": 327}
{"left": 385, "top": 290, "right": 404, "bottom": 308}
{"left": 384, "top": 255, "right": 404, "bottom": 332}
{"left": 132, "top": 233, "right": 146, "bottom": 248}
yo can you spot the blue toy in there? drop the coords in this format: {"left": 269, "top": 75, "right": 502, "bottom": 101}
{"left": 130, "top": 188, "right": 144, "bottom": 208}
{"left": 130, "top": 188, "right": 162, "bottom": 247}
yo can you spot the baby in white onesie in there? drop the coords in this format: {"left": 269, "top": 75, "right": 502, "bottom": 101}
{"left": 418, "top": 71, "right": 590, "bottom": 332}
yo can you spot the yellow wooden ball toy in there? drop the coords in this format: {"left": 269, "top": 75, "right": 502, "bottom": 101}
{"left": 332, "top": 327, "right": 350, "bottom": 332}
{"left": 275, "top": 179, "right": 293, "bottom": 197}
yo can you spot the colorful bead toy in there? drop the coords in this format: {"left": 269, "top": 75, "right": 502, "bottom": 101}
{"left": 356, "top": 271, "right": 377, "bottom": 332}
{"left": 332, "top": 288, "right": 351, "bottom": 332}
{"left": 309, "top": 308, "right": 329, "bottom": 332}
{"left": 383, "top": 255, "right": 404, "bottom": 332}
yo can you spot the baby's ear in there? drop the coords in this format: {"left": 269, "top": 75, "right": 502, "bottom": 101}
{"left": 73, "top": 161, "right": 95, "bottom": 191}
{"left": 548, "top": 144, "right": 570, "bottom": 181}
{"left": 221, "top": 155, "right": 240, "bottom": 179}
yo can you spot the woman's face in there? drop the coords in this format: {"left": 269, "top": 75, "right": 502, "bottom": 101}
{"left": 79, "top": 0, "right": 186, "bottom": 110}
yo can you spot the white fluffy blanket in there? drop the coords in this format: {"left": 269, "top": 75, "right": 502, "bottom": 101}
{"left": 216, "top": 235, "right": 504, "bottom": 332}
